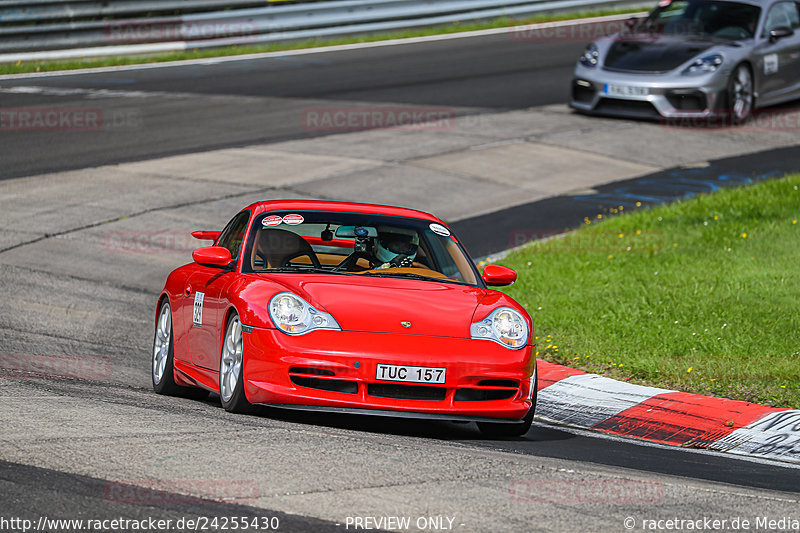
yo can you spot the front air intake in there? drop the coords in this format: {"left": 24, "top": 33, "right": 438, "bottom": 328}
{"left": 368, "top": 383, "right": 446, "bottom": 401}
{"left": 290, "top": 375, "right": 357, "bottom": 394}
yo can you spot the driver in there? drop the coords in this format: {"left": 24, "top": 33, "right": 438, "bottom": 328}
{"left": 374, "top": 227, "right": 419, "bottom": 269}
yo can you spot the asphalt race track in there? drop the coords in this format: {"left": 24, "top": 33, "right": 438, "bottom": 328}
{"left": 2, "top": 19, "right": 800, "bottom": 532}
{"left": 0, "top": 28, "right": 581, "bottom": 180}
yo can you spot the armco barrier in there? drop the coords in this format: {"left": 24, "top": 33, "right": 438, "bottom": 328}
{"left": 0, "top": 0, "right": 646, "bottom": 62}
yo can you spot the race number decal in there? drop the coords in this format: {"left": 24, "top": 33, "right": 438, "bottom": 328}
{"left": 193, "top": 292, "right": 205, "bottom": 327}
{"left": 764, "top": 54, "right": 778, "bottom": 75}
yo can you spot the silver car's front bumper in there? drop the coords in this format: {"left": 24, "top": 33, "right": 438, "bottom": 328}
{"left": 569, "top": 64, "right": 729, "bottom": 120}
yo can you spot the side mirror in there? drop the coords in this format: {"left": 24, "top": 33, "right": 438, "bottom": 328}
{"left": 769, "top": 26, "right": 794, "bottom": 42}
{"left": 482, "top": 264, "right": 517, "bottom": 286}
{"left": 192, "top": 246, "right": 232, "bottom": 267}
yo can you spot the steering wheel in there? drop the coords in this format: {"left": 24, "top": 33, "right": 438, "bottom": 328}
{"left": 334, "top": 251, "right": 377, "bottom": 272}
{"left": 254, "top": 252, "right": 267, "bottom": 269}
{"left": 713, "top": 26, "right": 749, "bottom": 39}
{"left": 281, "top": 251, "right": 322, "bottom": 269}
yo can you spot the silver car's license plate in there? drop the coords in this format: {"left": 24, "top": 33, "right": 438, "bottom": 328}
{"left": 376, "top": 364, "right": 446, "bottom": 384}
{"left": 604, "top": 84, "right": 649, "bottom": 97}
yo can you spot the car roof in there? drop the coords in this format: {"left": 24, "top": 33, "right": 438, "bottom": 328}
{"left": 245, "top": 200, "right": 443, "bottom": 223}
{"left": 650, "top": 0, "right": 766, "bottom": 7}
{"left": 735, "top": 0, "right": 770, "bottom": 7}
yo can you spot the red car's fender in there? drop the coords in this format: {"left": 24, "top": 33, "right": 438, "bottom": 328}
{"left": 222, "top": 274, "right": 281, "bottom": 331}
{"left": 157, "top": 265, "right": 194, "bottom": 362}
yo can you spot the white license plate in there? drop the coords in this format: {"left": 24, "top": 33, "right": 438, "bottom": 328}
{"left": 604, "top": 84, "right": 649, "bottom": 97}
{"left": 376, "top": 364, "right": 446, "bottom": 384}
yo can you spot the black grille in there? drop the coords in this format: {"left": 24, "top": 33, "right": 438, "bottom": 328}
{"left": 477, "top": 379, "right": 519, "bottom": 388}
{"left": 290, "top": 375, "right": 357, "bottom": 394}
{"left": 368, "top": 383, "right": 446, "bottom": 401}
{"left": 666, "top": 91, "right": 707, "bottom": 111}
{"left": 289, "top": 366, "right": 335, "bottom": 377}
{"left": 454, "top": 388, "right": 517, "bottom": 401}
{"left": 572, "top": 82, "right": 596, "bottom": 103}
{"left": 595, "top": 98, "right": 661, "bottom": 120}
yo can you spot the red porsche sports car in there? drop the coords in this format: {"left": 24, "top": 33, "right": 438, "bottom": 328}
{"left": 152, "top": 200, "right": 537, "bottom": 436}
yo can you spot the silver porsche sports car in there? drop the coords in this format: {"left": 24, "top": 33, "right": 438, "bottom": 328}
{"left": 570, "top": 0, "right": 800, "bottom": 123}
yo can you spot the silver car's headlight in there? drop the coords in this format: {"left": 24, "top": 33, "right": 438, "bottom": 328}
{"left": 470, "top": 307, "right": 529, "bottom": 350}
{"left": 682, "top": 54, "right": 723, "bottom": 75}
{"left": 579, "top": 43, "right": 600, "bottom": 67}
{"left": 269, "top": 292, "right": 340, "bottom": 335}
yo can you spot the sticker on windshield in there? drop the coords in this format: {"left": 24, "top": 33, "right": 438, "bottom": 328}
{"left": 429, "top": 223, "right": 451, "bottom": 237}
{"left": 262, "top": 215, "right": 283, "bottom": 227}
{"left": 193, "top": 292, "right": 205, "bottom": 328}
{"left": 283, "top": 214, "right": 304, "bottom": 225}
{"left": 764, "top": 54, "right": 778, "bottom": 75}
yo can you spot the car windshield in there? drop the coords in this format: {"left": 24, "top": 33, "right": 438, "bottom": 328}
{"left": 643, "top": 0, "right": 760, "bottom": 39}
{"left": 242, "top": 211, "right": 481, "bottom": 287}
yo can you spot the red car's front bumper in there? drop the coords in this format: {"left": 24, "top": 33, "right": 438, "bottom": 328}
{"left": 243, "top": 328, "right": 536, "bottom": 422}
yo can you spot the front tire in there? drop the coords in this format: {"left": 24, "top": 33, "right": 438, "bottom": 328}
{"left": 727, "top": 63, "right": 754, "bottom": 125}
{"left": 477, "top": 382, "right": 537, "bottom": 438}
{"left": 152, "top": 300, "right": 181, "bottom": 395}
{"left": 219, "top": 312, "right": 252, "bottom": 413}
{"left": 153, "top": 300, "right": 208, "bottom": 399}
{"left": 477, "top": 406, "right": 535, "bottom": 438}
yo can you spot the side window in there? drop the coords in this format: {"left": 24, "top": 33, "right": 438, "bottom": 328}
{"left": 658, "top": 0, "right": 689, "bottom": 20}
{"left": 216, "top": 210, "right": 250, "bottom": 260}
{"left": 764, "top": 1, "right": 800, "bottom": 34}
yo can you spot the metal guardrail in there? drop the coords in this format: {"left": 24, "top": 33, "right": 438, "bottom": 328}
{"left": 0, "top": 0, "right": 643, "bottom": 62}
{"left": 0, "top": 1, "right": 273, "bottom": 23}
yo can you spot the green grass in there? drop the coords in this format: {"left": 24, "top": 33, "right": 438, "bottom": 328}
{"left": 0, "top": 8, "right": 643, "bottom": 74}
{"left": 499, "top": 174, "right": 800, "bottom": 408}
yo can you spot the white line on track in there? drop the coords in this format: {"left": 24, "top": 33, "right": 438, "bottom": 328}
{"left": 0, "top": 13, "right": 644, "bottom": 81}
{"left": 0, "top": 85, "right": 194, "bottom": 99}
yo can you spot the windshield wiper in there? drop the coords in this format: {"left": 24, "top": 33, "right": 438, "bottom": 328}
{"left": 262, "top": 267, "right": 352, "bottom": 275}
{"left": 361, "top": 271, "right": 464, "bottom": 285}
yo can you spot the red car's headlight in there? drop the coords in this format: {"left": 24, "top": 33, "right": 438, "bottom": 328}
{"left": 470, "top": 307, "right": 529, "bottom": 350}
{"left": 268, "top": 292, "right": 341, "bottom": 336}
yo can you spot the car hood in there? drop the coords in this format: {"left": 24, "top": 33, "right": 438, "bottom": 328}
{"left": 603, "top": 36, "right": 718, "bottom": 72}
{"left": 265, "top": 274, "right": 490, "bottom": 337}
